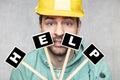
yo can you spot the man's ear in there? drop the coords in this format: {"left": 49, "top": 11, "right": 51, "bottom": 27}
{"left": 77, "top": 20, "right": 81, "bottom": 34}
{"left": 39, "top": 15, "right": 43, "bottom": 32}
{"left": 39, "top": 23, "right": 42, "bottom": 32}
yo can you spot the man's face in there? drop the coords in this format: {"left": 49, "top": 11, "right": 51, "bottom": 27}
{"left": 40, "top": 15, "right": 81, "bottom": 56}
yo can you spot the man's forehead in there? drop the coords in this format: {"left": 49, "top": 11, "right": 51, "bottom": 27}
{"left": 42, "top": 15, "right": 76, "bottom": 20}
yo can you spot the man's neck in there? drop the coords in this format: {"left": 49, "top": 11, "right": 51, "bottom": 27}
{"left": 48, "top": 49, "right": 74, "bottom": 70}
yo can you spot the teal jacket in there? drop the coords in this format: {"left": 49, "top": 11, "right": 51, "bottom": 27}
{"left": 10, "top": 41, "right": 112, "bottom": 80}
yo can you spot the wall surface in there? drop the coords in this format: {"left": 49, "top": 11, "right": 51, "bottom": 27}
{"left": 0, "top": 0, "right": 120, "bottom": 80}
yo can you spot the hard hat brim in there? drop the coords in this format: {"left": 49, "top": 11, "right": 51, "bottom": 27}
{"left": 35, "top": 8, "right": 84, "bottom": 18}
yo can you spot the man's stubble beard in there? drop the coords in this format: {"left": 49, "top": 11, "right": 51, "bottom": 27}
{"left": 47, "top": 46, "right": 68, "bottom": 57}
{"left": 47, "top": 35, "right": 68, "bottom": 57}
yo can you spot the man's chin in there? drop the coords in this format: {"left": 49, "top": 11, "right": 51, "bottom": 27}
{"left": 47, "top": 46, "right": 67, "bottom": 56}
{"left": 52, "top": 52, "right": 66, "bottom": 56}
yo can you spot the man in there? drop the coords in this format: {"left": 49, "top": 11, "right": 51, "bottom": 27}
{"left": 10, "top": 0, "right": 112, "bottom": 80}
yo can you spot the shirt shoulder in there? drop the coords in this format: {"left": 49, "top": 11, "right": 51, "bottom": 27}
{"left": 24, "top": 49, "right": 42, "bottom": 64}
{"left": 88, "top": 59, "right": 112, "bottom": 80}
{"left": 10, "top": 48, "right": 48, "bottom": 80}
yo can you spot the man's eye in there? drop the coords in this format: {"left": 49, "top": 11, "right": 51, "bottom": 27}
{"left": 64, "top": 22, "right": 72, "bottom": 26}
{"left": 46, "top": 22, "right": 55, "bottom": 26}
{"left": 48, "top": 23, "right": 53, "bottom": 26}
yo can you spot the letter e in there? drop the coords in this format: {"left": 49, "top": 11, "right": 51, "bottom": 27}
{"left": 39, "top": 35, "right": 48, "bottom": 45}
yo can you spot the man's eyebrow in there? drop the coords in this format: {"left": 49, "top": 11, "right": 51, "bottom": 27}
{"left": 44, "top": 16, "right": 75, "bottom": 21}
{"left": 44, "top": 17, "right": 55, "bottom": 20}
{"left": 63, "top": 17, "right": 75, "bottom": 21}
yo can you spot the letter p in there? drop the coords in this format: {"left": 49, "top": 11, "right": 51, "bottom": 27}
{"left": 89, "top": 49, "right": 100, "bottom": 57}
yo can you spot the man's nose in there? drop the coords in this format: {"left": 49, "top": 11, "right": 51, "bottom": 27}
{"left": 54, "top": 23, "right": 64, "bottom": 36}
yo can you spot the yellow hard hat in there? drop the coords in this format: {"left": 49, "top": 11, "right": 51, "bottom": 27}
{"left": 35, "top": 0, "right": 84, "bottom": 17}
